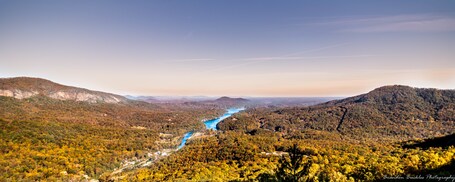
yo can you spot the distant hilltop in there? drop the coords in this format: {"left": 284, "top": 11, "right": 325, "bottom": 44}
{"left": 215, "top": 96, "right": 249, "bottom": 102}
{"left": 0, "top": 77, "right": 127, "bottom": 103}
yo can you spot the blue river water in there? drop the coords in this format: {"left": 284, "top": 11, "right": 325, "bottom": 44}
{"left": 177, "top": 131, "right": 194, "bottom": 150}
{"left": 177, "top": 107, "right": 245, "bottom": 150}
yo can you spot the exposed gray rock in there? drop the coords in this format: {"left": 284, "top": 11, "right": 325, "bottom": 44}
{"left": 0, "top": 89, "right": 39, "bottom": 99}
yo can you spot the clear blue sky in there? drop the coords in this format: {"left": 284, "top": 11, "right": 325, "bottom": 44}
{"left": 1, "top": 0, "right": 454, "bottom": 96}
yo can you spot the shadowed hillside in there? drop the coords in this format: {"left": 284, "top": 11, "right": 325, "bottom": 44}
{"left": 403, "top": 133, "right": 455, "bottom": 149}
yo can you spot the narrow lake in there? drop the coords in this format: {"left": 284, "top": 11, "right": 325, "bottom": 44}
{"left": 177, "top": 107, "right": 245, "bottom": 150}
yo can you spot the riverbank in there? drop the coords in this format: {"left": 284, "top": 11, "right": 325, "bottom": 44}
{"left": 109, "top": 107, "right": 246, "bottom": 178}
{"left": 177, "top": 107, "right": 245, "bottom": 149}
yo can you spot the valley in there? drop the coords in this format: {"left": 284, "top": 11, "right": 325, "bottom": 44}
{"left": 0, "top": 77, "right": 454, "bottom": 181}
{"left": 2, "top": 1, "right": 454, "bottom": 181}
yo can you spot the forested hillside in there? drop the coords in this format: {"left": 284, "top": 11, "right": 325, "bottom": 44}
{"left": 218, "top": 85, "right": 455, "bottom": 141}
{"left": 0, "top": 78, "right": 224, "bottom": 181}
{"left": 119, "top": 86, "right": 455, "bottom": 181}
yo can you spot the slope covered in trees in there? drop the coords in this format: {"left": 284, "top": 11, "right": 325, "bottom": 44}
{"left": 218, "top": 85, "right": 455, "bottom": 141}
{"left": 0, "top": 78, "right": 225, "bottom": 181}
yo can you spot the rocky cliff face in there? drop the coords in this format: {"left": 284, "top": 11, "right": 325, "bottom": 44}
{"left": 47, "top": 91, "right": 124, "bottom": 103}
{"left": 0, "top": 77, "right": 127, "bottom": 103}
{"left": 0, "top": 89, "right": 39, "bottom": 99}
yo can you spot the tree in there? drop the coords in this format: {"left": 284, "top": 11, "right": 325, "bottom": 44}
{"left": 274, "top": 144, "right": 315, "bottom": 182}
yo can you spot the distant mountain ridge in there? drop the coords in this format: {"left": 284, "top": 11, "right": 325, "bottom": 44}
{"left": 126, "top": 95, "right": 216, "bottom": 103}
{"left": 0, "top": 77, "right": 127, "bottom": 103}
{"left": 208, "top": 96, "right": 250, "bottom": 107}
{"left": 215, "top": 96, "right": 249, "bottom": 102}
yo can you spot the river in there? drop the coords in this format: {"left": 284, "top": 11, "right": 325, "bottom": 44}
{"left": 177, "top": 107, "right": 245, "bottom": 149}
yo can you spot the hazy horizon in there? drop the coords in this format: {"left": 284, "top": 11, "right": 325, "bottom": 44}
{"left": 1, "top": 1, "right": 454, "bottom": 97}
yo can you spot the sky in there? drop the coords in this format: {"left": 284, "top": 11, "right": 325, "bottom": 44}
{"left": 1, "top": 0, "right": 454, "bottom": 97}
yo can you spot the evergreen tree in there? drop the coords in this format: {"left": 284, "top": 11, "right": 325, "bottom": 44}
{"left": 275, "top": 144, "right": 314, "bottom": 182}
